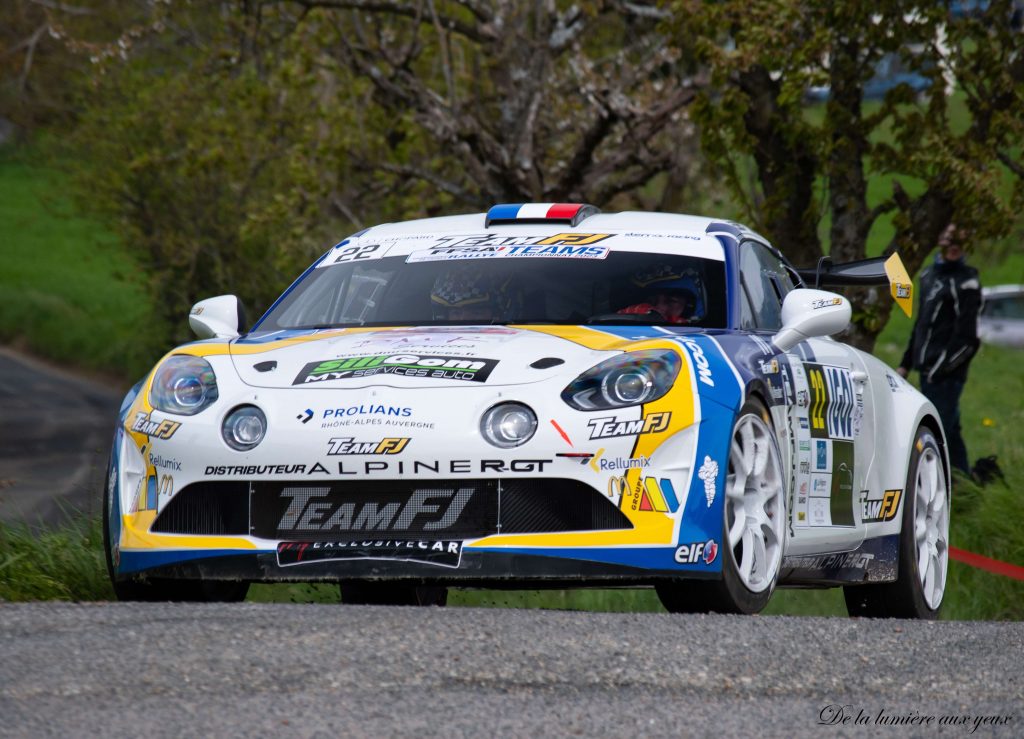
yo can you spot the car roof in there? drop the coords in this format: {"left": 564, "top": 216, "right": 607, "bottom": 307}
{"left": 357, "top": 210, "right": 767, "bottom": 242}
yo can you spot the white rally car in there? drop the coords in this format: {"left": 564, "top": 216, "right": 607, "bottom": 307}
{"left": 105, "top": 203, "right": 950, "bottom": 616}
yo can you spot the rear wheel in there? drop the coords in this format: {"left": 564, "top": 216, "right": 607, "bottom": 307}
{"left": 657, "top": 399, "right": 785, "bottom": 614}
{"left": 844, "top": 426, "right": 948, "bottom": 619}
{"left": 103, "top": 458, "right": 249, "bottom": 602}
{"left": 340, "top": 582, "right": 448, "bottom": 606}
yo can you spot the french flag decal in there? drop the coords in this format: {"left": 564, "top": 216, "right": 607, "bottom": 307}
{"left": 485, "top": 203, "right": 600, "bottom": 228}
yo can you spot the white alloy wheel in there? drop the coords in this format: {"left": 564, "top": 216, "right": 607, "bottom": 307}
{"left": 914, "top": 442, "right": 949, "bottom": 610}
{"left": 725, "top": 412, "right": 785, "bottom": 594}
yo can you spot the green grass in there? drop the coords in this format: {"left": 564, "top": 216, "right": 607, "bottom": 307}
{"left": 0, "top": 517, "right": 113, "bottom": 602}
{"left": 0, "top": 146, "right": 166, "bottom": 379}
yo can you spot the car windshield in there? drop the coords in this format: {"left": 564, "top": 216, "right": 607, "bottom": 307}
{"left": 257, "top": 252, "right": 727, "bottom": 330}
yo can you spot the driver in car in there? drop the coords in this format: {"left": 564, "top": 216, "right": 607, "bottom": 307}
{"left": 618, "top": 265, "right": 700, "bottom": 325}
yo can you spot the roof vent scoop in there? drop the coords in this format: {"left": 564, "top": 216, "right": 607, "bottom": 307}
{"left": 485, "top": 203, "right": 601, "bottom": 228}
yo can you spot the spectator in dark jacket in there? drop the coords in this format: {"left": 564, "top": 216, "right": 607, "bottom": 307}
{"left": 898, "top": 223, "right": 981, "bottom": 474}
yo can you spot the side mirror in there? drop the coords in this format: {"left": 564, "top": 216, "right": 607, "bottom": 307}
{"left": 189, "top": 295, "right": 246, "bottom": 340}
{"left": 772, "top": 289, "right": 851, "bottom": 353}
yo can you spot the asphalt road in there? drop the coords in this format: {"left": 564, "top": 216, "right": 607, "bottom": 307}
{"left": 0, "top": 347, "right": 123, "bottom": 526}
{"left": 0, "top": 603, "right": 1021, "bottom": 737}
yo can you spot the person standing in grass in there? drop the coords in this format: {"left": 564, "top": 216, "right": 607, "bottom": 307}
{"left": 897, "top": 223, "right": 981, "bottom": 475}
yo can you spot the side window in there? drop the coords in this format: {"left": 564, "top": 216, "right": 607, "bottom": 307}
{"left": 739, "top": 243, "right": 784, "bottom": 330}
{"left": 739, "top": 282, "right": 757, "bottom": 330}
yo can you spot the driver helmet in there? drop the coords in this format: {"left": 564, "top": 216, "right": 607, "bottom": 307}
{"left": 631, "top": 264, "right": 704, "bottom": 319}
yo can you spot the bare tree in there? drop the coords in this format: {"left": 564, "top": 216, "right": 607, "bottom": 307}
{"left": 274, "top": 0, "right": 705, "bottom": 217}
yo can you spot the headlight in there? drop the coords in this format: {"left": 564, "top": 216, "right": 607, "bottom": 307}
{"left": 561, "top": 350, "right": 681, "bottom": 410}
{"left": 150, "top": 356, "right": 219, "bottom": 415}
{"left": 481, "top": 402, "right": 537, "bottom": 448}
{"left": 222, "top": 405, "right": 267, "bottom": 451}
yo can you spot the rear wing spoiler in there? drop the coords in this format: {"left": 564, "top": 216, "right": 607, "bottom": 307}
{"left": 796, "top": 253, "right": 913, "bottom": 318}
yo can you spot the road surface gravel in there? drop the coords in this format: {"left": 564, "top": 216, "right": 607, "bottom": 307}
{"left": 0, "top": 602, "right": 1021, "bottom": 737}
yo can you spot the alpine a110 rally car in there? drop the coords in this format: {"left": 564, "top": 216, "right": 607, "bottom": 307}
{"left": 105, "top": 203, "right": 951, "bottom": 617}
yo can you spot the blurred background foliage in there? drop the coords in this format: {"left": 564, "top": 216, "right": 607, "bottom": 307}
{"left": 2, "top": 1, "right": 1022, "bottom": 357}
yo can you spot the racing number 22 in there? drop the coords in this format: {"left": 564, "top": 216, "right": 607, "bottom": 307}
{"left": 334, "top": 244, "right": 380, "bottom": 262}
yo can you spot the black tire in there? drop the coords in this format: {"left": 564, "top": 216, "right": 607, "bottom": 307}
{"left": 340, "top": 582, "right": 448, "bottom": 606}
{"left": 103, "top": 458, "right": 249, "bottom": 603}
{"left": 657, "top": 399, "right": 786, "bottom": 615}
{"left": 844, "top": 426, "right": 948, "bottom": 619}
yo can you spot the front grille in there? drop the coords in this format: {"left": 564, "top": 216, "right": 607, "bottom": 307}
{"left": 151, "top": 481, "right": 249, "bottom": 535}
{"left": 152, "top": 478, "right": 632, "bottom": 540}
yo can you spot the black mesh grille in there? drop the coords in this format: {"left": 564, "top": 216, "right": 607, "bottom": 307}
{"left": 499, "top": 480, "right": 630, "bottom": 533}
{"left": 151, "top": 482, "right": 249, "bottom": 535}
{"left": 152, "top": 478, "right": 632, "bottom": 540}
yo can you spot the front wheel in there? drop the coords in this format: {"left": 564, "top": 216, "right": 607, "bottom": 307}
{"left": 657, "top": 400, "right": 786, "bottom": 614}
{"left": 844, "top": 426, "right": 949, "bottom": 619}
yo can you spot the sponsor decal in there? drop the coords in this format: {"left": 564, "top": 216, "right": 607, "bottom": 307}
{"left": 799, "top": 416, "right": 809, "bottom": 430}
{"left": 697, "top": 455, "right": 718, "bottom": 507}
{"left": 607, "top": 476, "right": 629, "bottom": 507}
{"left": 326, "top": 437, "right": 410, "bottom": 456}
{"left": 595, "top": 454, "right": 650, "bottom": 472}
{"left": 157, "top": 474, "right": 173, "bottom": 510}
{"left": 674, "top": 539, "right": 718, "bottom": 565}
{"left": 203, "top": 459, "right": 553, "bottom": 477}
{"left": 294, "top": 354, "right": 498, "bottom": 384}
{"left": 814, "top": 439, "right": 831, "bottom": 472}
{"left": 886, "top": 373, "right": 900, "bottom": 392}
{"left": 809, "top": 497, "right": 831, "bottom": 526}
{"left": 894, "top": 283, "right": 912, "bottom": 299}
{"left": 148, "top": 453, "right": 182, "bottom": 471}
{"left": 800, "top": 460, "right": 811, "bottom": 474}
{"left": 131, "top": 411, "right": 181, "bottom": 440}
{"left": 797, "top": 390, "right": 809, "bottom": 408}
{"left": 786, "top": 552, "right": 875, "bottom": 570}
{"left": 587, "top": 412, "right": 671, "bottom": 440}
{"left": 190, "top": 306, "right": 204, "bottom": 315}
{"left": 758, "top": 359, "right": 779, "bottom": 375}
{"left": 297, "top": 408, "right": 314, "bottom": 424}
{"left": 205, "top": 464, "right": 314, "bottom": 476}
{"left": 799, "top": 439, "right": 811, "bottom": 452}
{"left": 812, "top": 475, "right": 830, "bottom": 493}
{"left": 811, "top": 297, "right": 843, "bottom": 309}
{"left": 277, "top": 539, "right": 463, "bottom": 568}
{"left": 276, "top": 486, "right": 473, "bottom": 533}
{"left": 806, "top": 364, "right": 856, "bottom": 441}
{"left": 830, "top": 441, "right": 856, "bottom": 526}
{"left": 336, "top": 459, "right": 552, "bottom": 475}
{"left": 622, "top": 475, "right": 680, "bottom": 513}
{"left": 861, "top": 489, "right": 902, "bottom": 524}
{"left": 680, "top": 338, "right": 714, "bottom": 387}
{"left": 318, "top": 405, "right": 431, "bottom": 430}
{"left": 406, "top": 233, "right": 613, "bottom": 263}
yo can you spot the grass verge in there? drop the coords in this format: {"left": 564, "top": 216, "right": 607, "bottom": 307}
{"left": 0, "top": 145, "right": 166, "bottom": 380}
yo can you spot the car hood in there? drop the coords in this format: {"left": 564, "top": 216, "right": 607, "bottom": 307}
{"left": 228, "top": 326, "right": 618, "bottom": 389}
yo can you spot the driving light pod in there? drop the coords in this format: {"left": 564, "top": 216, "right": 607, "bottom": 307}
{"left": 562, "top": 350, "right": 681, "bottom": 410}
{"left": 150, "top": 355, "right": 219, "bottom": 415}
{"left": 222, "top": 405, "right": 267, "bottom": 451}
{"left": 481, "top": 402, "right": 538, "bottom": 448}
